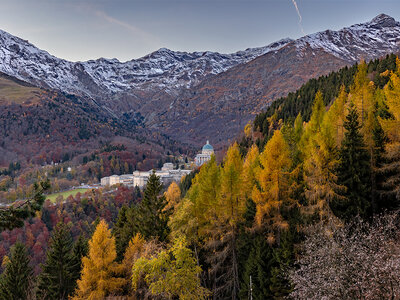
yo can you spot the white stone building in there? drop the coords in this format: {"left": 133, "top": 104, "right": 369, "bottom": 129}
{"left": 100, "top": 163, "right": 191, "bottom": 189}
{"left": 195, "top": 140, "right": 214, "bottom": 166}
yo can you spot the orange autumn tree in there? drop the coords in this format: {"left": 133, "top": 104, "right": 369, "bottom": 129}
{"left": 73, "top": 219, "right": 125, "bottom": 300}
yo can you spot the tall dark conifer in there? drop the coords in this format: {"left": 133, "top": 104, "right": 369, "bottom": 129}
{"left": 71, "top": 234, "right": 88, "bottom": 285}
{"left": 36, "top": 223, "right": 79, "bottom": 300}
{"left": 0, "top": 242, "right": 33, "bottom": 300}
{"left": 113, "top": 205, "right": 130, "bottom": 261}
{"left": 333, "top": 104, "right": 372, "bottom": 220}
{"left": 132, "top": 171, "right": 169, "bottom": 241}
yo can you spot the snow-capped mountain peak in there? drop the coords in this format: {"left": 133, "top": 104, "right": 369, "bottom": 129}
{"left": 0, "top": 14, "right": 398, "bottom": 100}
{"left": 0, "top": 31, "right": 292, "bottom": 97}
{"left": 296, "top": 14, "right": 400, "bottom": 61}
{"left": 370, "top": 13, "right": 397, "bottom": 27}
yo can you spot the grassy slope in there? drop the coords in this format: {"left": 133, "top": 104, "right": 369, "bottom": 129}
{"left": 46, "top": 188, "right": 90, "bottom": 203}
{"left": 0, "top": 74, "right": 42, "bottom": 105}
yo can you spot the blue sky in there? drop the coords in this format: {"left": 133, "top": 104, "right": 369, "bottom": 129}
{"left": 1, "top": 0, "right": 399, "bottom": 62}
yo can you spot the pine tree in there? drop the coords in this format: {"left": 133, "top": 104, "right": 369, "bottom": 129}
{"left": 73, "top": 220, "right": 125, "bottom": 299}
{"left": 36, "top": 223, "right": 79, "bottom": 300}
{"left": 333, "top": 104, "right": 372, "bottom": 220}
{"left": 0, "top": 242, "right": 33, "bottom": 300}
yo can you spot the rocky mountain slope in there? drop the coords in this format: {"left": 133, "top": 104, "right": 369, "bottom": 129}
{"left": 0, "top": 14, "right": 399, "bottom": 147}
{"left": 0, "top": 30, "right": 291, "bottom": 97}
{"left": 156, "top": 14, "right": 400, "bottom": 145}
{"left": 0, "top": 72, "right": 175, "bottom": 166}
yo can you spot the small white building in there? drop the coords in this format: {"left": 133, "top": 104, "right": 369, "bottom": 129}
{"left": 161, "top": 163, "right": 174, "bottom": 171}
{"left": 195, "top": 140, "right": 214, "bottom": 166}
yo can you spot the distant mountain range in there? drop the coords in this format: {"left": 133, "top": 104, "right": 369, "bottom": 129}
{"left": 0, "top": 13, "right": 399, "bottom": 149}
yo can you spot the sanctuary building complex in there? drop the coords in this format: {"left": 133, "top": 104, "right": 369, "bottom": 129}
{"left": 101, "top": 141, "right": 214, "bottom": 188}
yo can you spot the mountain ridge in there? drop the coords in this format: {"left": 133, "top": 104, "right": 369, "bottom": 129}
{"left": 0, "top": 14, "right": 399, "bottom": 147}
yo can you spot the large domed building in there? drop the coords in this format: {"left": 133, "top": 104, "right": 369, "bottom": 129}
{"left": 195, "top": 140, "right": 214, "bottom": 166}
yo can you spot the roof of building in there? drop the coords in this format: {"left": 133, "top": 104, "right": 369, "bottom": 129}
{"left": 202, "top": 140, "right": 213, "bottom": 151}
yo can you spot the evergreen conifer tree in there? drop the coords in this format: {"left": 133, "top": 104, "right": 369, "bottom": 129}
{"left": 0, "top": 242, "right": 33, "bottom": 300}
{"left": 71, "top": 234, "right": 88, "bottom": 285}
{"left": 113, "top": 205, "right": 130, "bottom": 261}
{"left": 333, "top": 104, "right": 372, "bottom": 220}
{"left": 132, "top": 171, "right": 169, "bottom": 241}
{"left": 36, "top": 223, "right": 79, "bottom": 300}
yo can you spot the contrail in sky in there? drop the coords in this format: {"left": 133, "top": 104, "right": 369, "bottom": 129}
{"left": 290, "top": 0, "right": 305, "bottom": 35}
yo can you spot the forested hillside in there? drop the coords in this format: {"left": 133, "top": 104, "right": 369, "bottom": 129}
{"left": 254, "top": 54, "right": 398, "bottom": 145}
{"left": 2, "top": 56, "right": 400, "bottom": 299}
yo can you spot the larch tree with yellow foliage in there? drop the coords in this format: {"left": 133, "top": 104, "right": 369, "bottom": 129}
{"left": 252, "top": 130, "right": 293, "bottom": 244}
{"left": 122, "top": 233, "right": 163, "bottom": 298}
{"left": 242, "top": 144, "right": 260, "bottom": 198}
{"left": 163, "top": 181, "right": 181, "bottom": 213}
{"left": 379, "top": 57, "right": 400, "bottom": 206}
{"left": 73, "top": 219, "right": 125, "bottom": 300}
{"left": 302, "top": 92, "right": 344, "bottom": 222}
{"left": 205, "top": 143, "right": 245, "bottom": 300}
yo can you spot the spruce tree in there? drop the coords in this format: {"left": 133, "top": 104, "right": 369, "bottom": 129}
{"left": 132, "top": 171, "right": 169, "bottom": 241}
{"left": 333, "top": 104, "right": 372, "bottom": 220}
{"left": 71, "top": 234, "right": 88, "bottom": 285}
{"left": 36, "top": 223, "right": 79, "bottom": 300}
{"left": 113, "top": 206, "right": 130, "bottom": 261}
{"left": 239, "top": 236, "right": 274, "bottom": 300}
{"left": 0, "top": 242, "right": 33, "bottom": 300}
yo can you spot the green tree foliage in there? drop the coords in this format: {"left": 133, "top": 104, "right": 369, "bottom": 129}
{"left": 71, "top": 234, "right": 88, "bottom": 284}
{"left": 254, "top": 54, "right": 398, "bottom": 144}
{"left": 131, "top": 237, "right": 210, "bottom": 300}
{"left": 113, "top": 205, "right": 130, "bottom": 261}
{"left": 0, "top": 242, "right": 33, "bottom": 300}
{"left": 0, "top": 180, "right": 50, "bottom": 231}
{"left": 114, "top": 172, "right": 169, "bottom": 259}
{"left": 333, "top": 104, "right": 372, "bottom": 220}
{"left": 36, "top": 223, "right": 79, "bottom": 300}
{"left": 132, "top": 171, "right": 169, "bottom": 241}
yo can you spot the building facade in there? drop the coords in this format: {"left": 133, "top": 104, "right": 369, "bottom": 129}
{"left": 195, "top": 140, "right": 214, "bottom": 166}
{"left": 100, "top": 163, "right": 191, "bottom": 189}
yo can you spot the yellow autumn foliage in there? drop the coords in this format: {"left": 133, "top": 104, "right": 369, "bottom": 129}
{"left": 73, "top": 219, "right": 126, "bottom": 300}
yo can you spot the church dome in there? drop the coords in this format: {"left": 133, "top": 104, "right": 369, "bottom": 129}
{"left": 202, "top": 140, "right": 214, "bottom": 152}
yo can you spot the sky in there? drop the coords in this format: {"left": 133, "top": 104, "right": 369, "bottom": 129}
{"left": 0, "top": 0, "right": 399, "bottom": 62}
